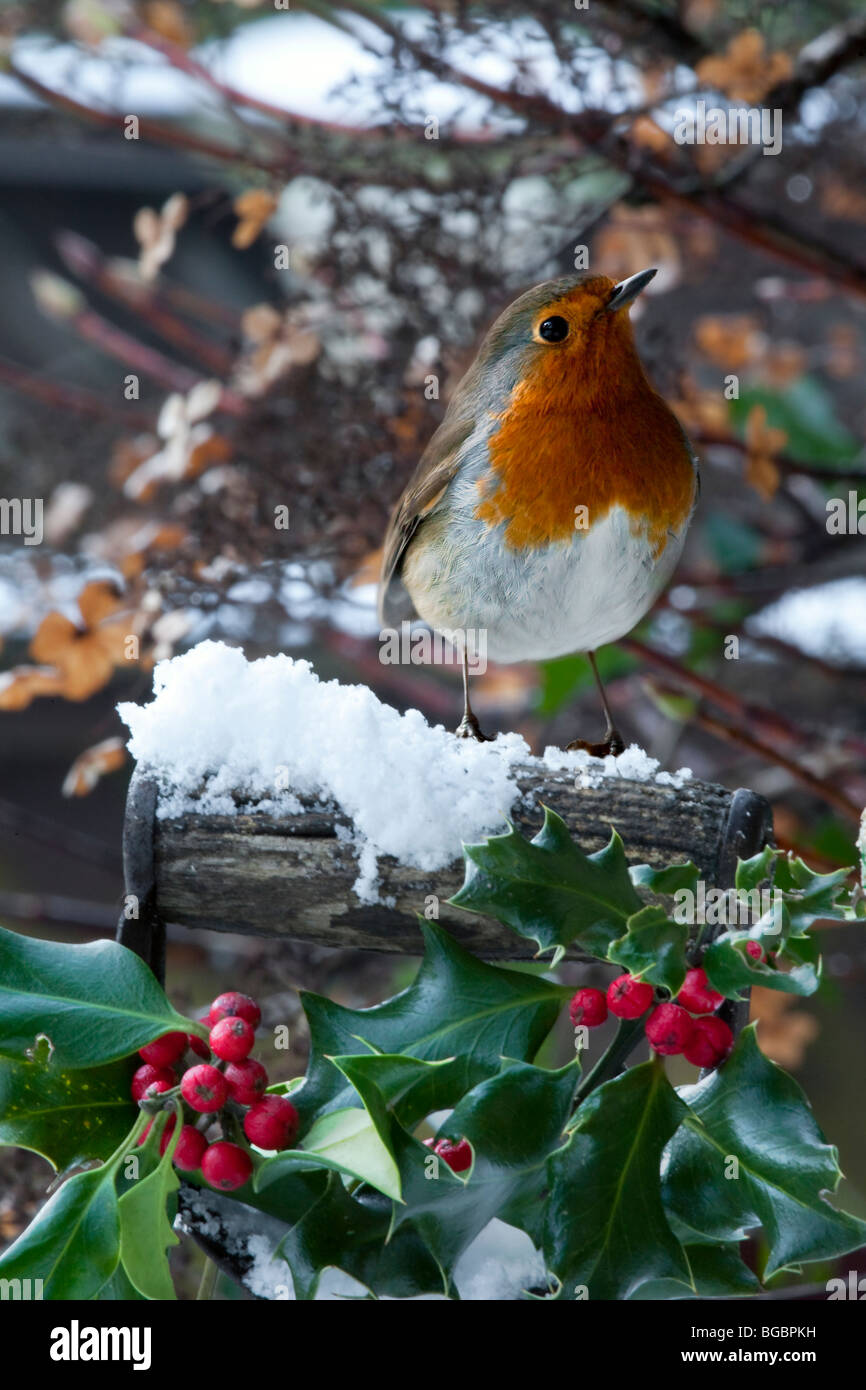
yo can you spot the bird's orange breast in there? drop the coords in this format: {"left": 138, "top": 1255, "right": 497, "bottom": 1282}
{"left": 474, "top": 352, "right": 696, "bottom": 555}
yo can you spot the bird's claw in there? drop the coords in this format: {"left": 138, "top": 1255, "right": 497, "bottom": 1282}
{"left": 455, "top": 714, "right": 492, "bottom": 742}
{"left": 566, "top": 730, "right": 625, "bottom": 758}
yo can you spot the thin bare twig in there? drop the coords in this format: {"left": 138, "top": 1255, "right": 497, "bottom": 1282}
{"left": 56, "top": 232, "right": 236, "bottom": 378}
{"left": 693, "top": 708, "right": 862, "bottom": 822}
{"left": 623, "top": 635, "right": 866, "bottom": 760}
{"left": 0, "top": 356, "right": 152, "bottom": 426}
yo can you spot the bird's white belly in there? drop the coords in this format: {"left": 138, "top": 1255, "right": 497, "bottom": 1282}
{"left": 404, "top": 501, "right": 686, "bottom": 664}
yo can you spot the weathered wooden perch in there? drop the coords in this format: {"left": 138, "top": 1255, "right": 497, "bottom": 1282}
{"left": 117, "top": 766, "right": 773, "bottom": 978}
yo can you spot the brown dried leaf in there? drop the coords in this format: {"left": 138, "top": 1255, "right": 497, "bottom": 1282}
{"left": 62, "top": 737, "right": 127, "bottom": 797}
{"left": 694, "top": 314, "right": 764, "bottom": 370}
{"left": 30, "top": 612, "right": 79, "bottom": 666}
{"left": 78, "top": 579, "right": 124, "bottom": 629}
{"left": 241, "top": 303, "right": 283, "bottom": 344}
{"left": 824, "top": 323, "right": 860, "bottom": 380}
{"left": 0, "top": 666, "right": 67, "bottom": 711}
{"left": 142, "top": 0, "right": 193, "bottom": 47}
{"left": 134, "top": 193, "right": 189, "bottom": 280}
{"left": 744, "top": 403, "right": 786, "bottom": 500}
{"left": 696, "top": 28, "right": 792, "bottom": 105}
{"left": 186, "top": 433, "right": 233, "bottom": 478}
{"left": 629, "top": 115, "right": 672, "bottom": 156}
{"left": 232, "top": 190, "right": 278, "bottom": 250}
{"left": 28, "top": 583, "right": 136, "bottom": 702}
{"left": 668, "top": 379, "right": 729, "bottom": 435}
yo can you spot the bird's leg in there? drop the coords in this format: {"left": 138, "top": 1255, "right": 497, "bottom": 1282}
{"left": 566, "top": 650, "right": 625, "bottom": 757}
{"left": 455, "top": 647, "right": 491, "bottom": 741}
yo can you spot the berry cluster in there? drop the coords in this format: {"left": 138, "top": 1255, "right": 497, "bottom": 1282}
{"left": 132, "top": 991, "right": 299, "bottom": 1192}
{"left": 568, "top": 966, "right": 734, "bottom": 1069}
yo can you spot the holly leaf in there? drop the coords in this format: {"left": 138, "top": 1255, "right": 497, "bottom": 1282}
{"left": 735, "top": 846, "right": 776, "bottom": 892}
{"left": 294, "top": 922, "right": 567, "bottom": 1122}
{"left": 0, "top": 925, "right": 203, "bottom": 1068}
{"left": 0, "top": 1161, "right": 120, "bottom": 1299}
{"left": 630, "top": 1242, "right": 761, "bottom": 1299}
{"left": 773, "top": 857, "right": 853, "bottom": 933}
{"left": 703, "top": 933, "right": 820, "bottom": 1000}
{"left": 685, "top": 1243, "right": 762, "bottom": 1296}
{"left": 330, "top": 1053, "right": 467, "bottom": 1134}
{"left": 275, "top": 1174, "right": 445, "bottom": 1301}
{"left": 0, "top": 1055, "right": 137, "bottom": 1169}
{"left": 608, "top": 905, "right": 689, "bottom": 996}
{"left": 91, "top": 1264, "right": 148, "bottom": 1300}
{"left": 256, "top": 1106, "right": 402, "bottom": 1203}
{"left": 450, "top": 808, "right": 643, "bottom": 960}
{"left": 630, "top": 862, "right": 700, "bottom": 897}
{"left": 544, "top": 1061, "right": 691, "bottom": 1300}
{"left": 663, "top": 1026, "right": 866, "bottom": 1277}
{"left": 391, "top": 1060, "right": 578, "bottom": 1281}
{"left": 118, "top": 1146, "right": 180, "bottom": 1300}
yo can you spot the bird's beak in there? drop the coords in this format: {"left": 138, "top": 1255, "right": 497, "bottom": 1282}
{"left": 606, "top": 267, "right": 657, "bottom": 313}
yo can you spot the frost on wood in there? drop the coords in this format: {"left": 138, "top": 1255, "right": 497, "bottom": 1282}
{"left": 118, "top": 640, "right": 692, "bottom": 903}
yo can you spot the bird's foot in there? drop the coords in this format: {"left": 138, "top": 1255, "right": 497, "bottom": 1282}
{"left": 566, "top": 729, "right": 625, "bottom": 758}
{"left": 455, "top": 713, "right": 492, "bottom": 742}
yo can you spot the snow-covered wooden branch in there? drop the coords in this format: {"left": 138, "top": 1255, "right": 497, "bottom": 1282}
{"left": 147, "top": 774, "right": 770, "bottom": 959}
{"left": 114, "top": 645, "right": 772, "bottom": 973}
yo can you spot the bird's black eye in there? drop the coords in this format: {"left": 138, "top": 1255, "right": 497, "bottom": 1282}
{"left": 537, "top": 315, "right": 569, "bottom": 343}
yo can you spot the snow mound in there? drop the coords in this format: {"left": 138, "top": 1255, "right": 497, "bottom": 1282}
{"left": 118, "top": 641, "right": 691, "bottom": 901}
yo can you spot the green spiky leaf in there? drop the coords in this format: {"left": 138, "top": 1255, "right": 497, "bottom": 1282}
{"left": 664, "top": 1027, "right": 866, "bottom": 1278}
{"left": 451, "top": 809, "right": 643, "bottom": 960}
{"left": 0, "top": 1055, "right": 136, "bottom": 1170}
{"left": 608, "top": 904, "right": 689, "bottom": 995}
{"left": 544, "top": 1061, "right": 691, "bottom": 1300}
{"left": 294, "top": 922, "right": 567, "bottom": 1122}
{"left": 0, "top": 925, "right": 203, "bottom": 1069}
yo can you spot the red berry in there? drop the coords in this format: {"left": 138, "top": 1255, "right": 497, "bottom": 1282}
{"left": 171, "top": 1124, "right": 208, "bottom": 1172}
{"left": 201, "top": 1141, "right": 253, "bottom": 1191}
{"left": 145, "top": 1079, "right": 174, "bottom": 1100}
{"left": 434, "top": 1138, "right": 473, "bottom": 1173}
{"left": 181, "top": 1063, "right": 229, "bottom": 1113}
{"left": 188, "top": 1033, "right": 211, "bottom": 1060}
{"left": 209, "top": 1015, "right": 255, "bottom": 1062}
{"left": 422, "top": 1137, "right": 435, "bottom": 1148}
{"left": 138, "top": 1031, "right": 187, "bottom": 1067}
{"left": 208, "top": 992, "right": 261, "bottom": 1030}
{"left": 607, "top": 973, "right": 654, "bottom": 1019}
{"left": 149, "top": 1117, "right": 206, "bottom": 1170}
{"left": 746, "top": 940, "right": 764, "bottom": 962}
{"left": 224, "top": 1058, "right": 269, "bottom": 1106}
{"left": 243, "top": 1096, "right": 299, "bottom": 1151}
{"left": 676, "top": 967, "right": 724, "bottom": 1015}
{"left": 684, "top": 1015, "right": 734, "bottom": 1069}
{"left": 645, "top": 1003, "right": 695, "bottom": 1056}
{"left": 131, "top": 1063, "right": 176, "bottom": 1102}
{"left": 568, "top": 987, "right": 608, "bottom": 1028}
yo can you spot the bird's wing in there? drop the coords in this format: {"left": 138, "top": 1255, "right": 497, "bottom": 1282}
{"left": 377, "top": 408, "right": 475, "bottom": 626}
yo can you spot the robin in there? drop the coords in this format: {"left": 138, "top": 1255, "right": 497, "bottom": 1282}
{"left": 378, "top": 268, "right": 698, "bottom": 754}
